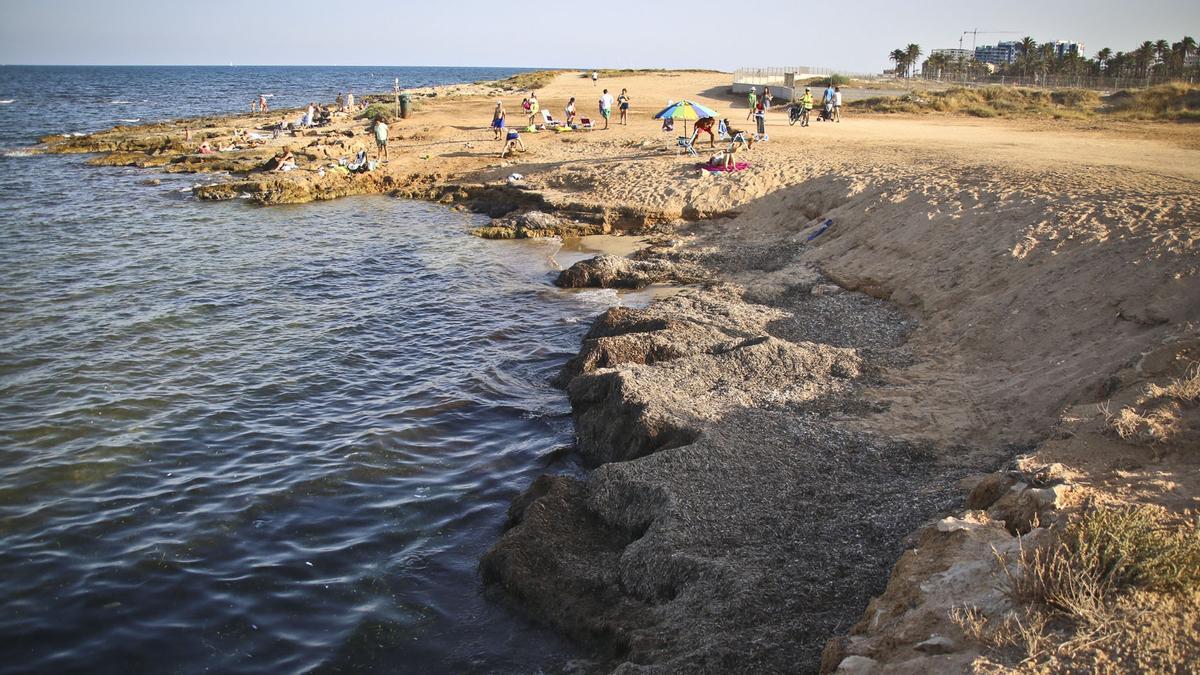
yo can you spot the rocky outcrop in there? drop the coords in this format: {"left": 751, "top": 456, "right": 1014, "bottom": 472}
{"left": 470, "top": 210, "right": 605, "bottom": 239}
{"left": 555, "top": 254, "right": 707, "bottom": 289}
{"left": 482, "top": 281, "right": 1006, "bottom": 672}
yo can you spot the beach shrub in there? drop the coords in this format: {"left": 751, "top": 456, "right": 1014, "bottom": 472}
{"left": 1104, "top": 83, "right": 1200, "bottom": 120}
{"left": 1009, "top": 506, "right": 1200, "bottom": 622}
{"left": 358, "top": 103, "right": 393, "bottom": 122}
{"left": 494, "top": 70, "right": 562, "bottom": 91}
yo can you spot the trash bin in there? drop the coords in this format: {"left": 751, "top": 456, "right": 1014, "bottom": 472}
{"left": 399, "top": 94, "right": 412, "bottom": 119}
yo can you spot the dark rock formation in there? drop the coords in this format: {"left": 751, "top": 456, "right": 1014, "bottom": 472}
{"left": 555, "top": 254, "right": 706, "bottom": 290}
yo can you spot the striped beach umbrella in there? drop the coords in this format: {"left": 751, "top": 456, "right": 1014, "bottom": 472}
{"left": 653, "top": 99, "right": 717, "bottom": 136}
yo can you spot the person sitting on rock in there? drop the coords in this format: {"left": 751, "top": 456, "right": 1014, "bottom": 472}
{"left": 263, "top": 147, "right": 296, "bottom": 172}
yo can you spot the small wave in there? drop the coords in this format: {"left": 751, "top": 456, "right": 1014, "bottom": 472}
{"left": 0, "top": 99, "right": 14, "bottom": 104}
{"left": 571, "top": 288, "right": 621, "bottom": 305}
{"left": 2, "top": 149, "right": 36, "bottom": 157}
{"left": 109, "top": 100, "right": 133, "bottom": 104}
{"left": 118, "top": 118, "right": 141, "bottom": 123}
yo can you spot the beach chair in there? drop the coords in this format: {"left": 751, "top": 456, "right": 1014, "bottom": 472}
{"left": 676, "top": 129, "right": 699, "bottom": 156}
{"left": 577, "top": 117, "right": 595, "bottom": 129}
{"left": 541, "top": 110, "right": 562, "bottom": 128}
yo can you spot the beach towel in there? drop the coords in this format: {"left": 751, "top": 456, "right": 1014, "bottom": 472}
{"left": 699, "top": 161, "right": 751, "bottom": 173}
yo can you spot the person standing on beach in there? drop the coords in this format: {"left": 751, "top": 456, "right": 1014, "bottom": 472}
{"left": 617, "top": 89, "right": 631, "bottom": 125}
{"left": 259, "top": 94, "right": 269, "bottom": 113}
{"left": 336, "top": 92, "right": 345, "bottom": 112}
{"left": 374, "top": 116, "right": 389, "bottom": 161}
{"left": 528, "top": 92, "right": 540, "bottom": 128}
{"left": 591, "top": 71, "right": 599, "bottom": 86}
{"left": 833, "top": 86, "right": 842, "bottom": 123}
{"left": 599, "top": 89, "right": 614, "bottom": 129}
{"left": 346, "top": 91, "right": 354, "bottom": 110}
{"left": 491, "top": 100, "right": 506, "bottom": 140}
{"left": 565, "top": 97, "right": 577, "bottom": 125}
{"left": 800, "top": 87, "right": 813, "bottom": 127}
{"left": 762, "top": 86, "right": 773, "bottom": 111}
{"left": 746, "top": 87, "right": 757, "bottom": 120}
{"left": 823, "top": 82, "right": 835, "bottom": 108}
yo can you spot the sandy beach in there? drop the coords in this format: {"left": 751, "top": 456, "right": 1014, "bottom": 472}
{"left": 40, "top": 70, "right": 1200, "bottom": 672}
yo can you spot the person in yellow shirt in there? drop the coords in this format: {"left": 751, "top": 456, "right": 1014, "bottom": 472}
{"left": 800, "top": 87, "right": 814, "bottom": 127}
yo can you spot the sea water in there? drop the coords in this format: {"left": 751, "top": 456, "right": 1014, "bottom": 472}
{"left": 0, "top": 66, "right": 615, "bottom": 672}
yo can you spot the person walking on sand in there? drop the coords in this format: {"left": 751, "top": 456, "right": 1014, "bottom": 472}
{"left": 374, "top": 116, "right": 389, "bottom": 161}
{"left": 599, "top": 89, "right": 614, "bottom": 129}
{"left": 617, "top": 89, "right": 631, "bottom": 125}
{"left": 591, "top": 71, "right": 598, "bottom": 86}
{"left": 833, "top": 86, "right": 842, "bottom": 123}
{"left": 746, "top": 87, "right": 757, "bottom": 120}
{"left": 800, "top": 87, "right": 814, "bottom": 127}
{"left": 528, "top": 92, "right": 540, "bottom": 127}
{"left": 823, "top": 82, "right": 835, "bottom": 108}
{"left": 565, "top": 97, "right": 577, "bottom": 125}
{"left": 259, "top": 94, "right": 269, "bottom": 113}
{"left": 491, "top": 100, "right": 506, "bottom": 140}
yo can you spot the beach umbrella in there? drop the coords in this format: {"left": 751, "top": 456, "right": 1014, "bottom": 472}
{"left": 653, "top": 99, "right": 717, "bottom": 136}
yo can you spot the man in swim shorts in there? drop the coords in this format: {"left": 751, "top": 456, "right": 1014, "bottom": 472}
{"left": 374, "top": 117, "right": 389, "bottom": 161}
{"left": 599, "top": 89, "right": 614, "bottom": 129}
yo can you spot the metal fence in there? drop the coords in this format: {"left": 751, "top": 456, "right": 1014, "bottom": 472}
{"left": 912, "top": 71, "right": 1197, "bottom": 91}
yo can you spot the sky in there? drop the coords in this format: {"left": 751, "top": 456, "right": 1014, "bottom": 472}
{"left": 1, "top": 0, "right": 1197, "bottom": 72}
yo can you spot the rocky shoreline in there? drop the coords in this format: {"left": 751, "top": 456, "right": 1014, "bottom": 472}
{"left": 29, "top": 70, "right": 1200, "bottom": 672}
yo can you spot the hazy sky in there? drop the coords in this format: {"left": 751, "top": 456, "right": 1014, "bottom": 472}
{"left": 1, "top": 0, "right": 1196, "bottom": 72}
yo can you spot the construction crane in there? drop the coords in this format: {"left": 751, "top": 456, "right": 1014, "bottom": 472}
{"left": 959, "top": 29, "right": 1021, "bottom": 53}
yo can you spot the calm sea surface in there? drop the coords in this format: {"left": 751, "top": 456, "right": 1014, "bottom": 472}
{"left": 0, "top": 66, "right": 619, "bottom": 673}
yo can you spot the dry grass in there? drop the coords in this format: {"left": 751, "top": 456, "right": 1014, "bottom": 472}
{"left": 1102, "top": 364, "right": 1198, "bottom": 444}
{"left": 954, "top": 507, "right": 1200, "bottom": 670}
{"left": 850, "top": 84, "right": 1200, "bottom": 122}
{"left": 492, "top": 70, "right": 563, "bottom": 92}
{"left": 1104, "top": 84, "right": 1200, "bottom": 121}
{"left": 1009, "top": 506, "right": 1200, "bottom": 622}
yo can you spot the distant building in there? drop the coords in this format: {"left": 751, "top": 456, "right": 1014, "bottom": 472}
{"left": 975, "top": 41, "right": 1021, "bottom": 65}
{"left": 1049, "top": 40, "right": 1085, "bottom": 59}
{"left": 931, "top": 48, "right": 974, "bottom": 61}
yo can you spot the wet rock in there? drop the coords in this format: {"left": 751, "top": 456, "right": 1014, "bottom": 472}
{"left": 471, "top": 210, "right": 605, "bottom": 239}
{"left": 555, "top": 254, "right": 705, "bottom": 290}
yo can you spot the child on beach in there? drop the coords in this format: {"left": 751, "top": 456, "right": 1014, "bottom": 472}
{"left": 746, "top": 87, "right": 757, "bottom": 120}
{"left": 599, "top": 89, "right": 614, "bottom": 129}
{"left": 565, "top": 97, "right": 576, "bottom": 125}
{"left": 374, "top": 117, "right": 389, "bottom": 161}
{"left": 501, "top": 129, "right": 525, "bottom": 158}
{"left": 617, "top": 89, "right": 630, "bottom": 125}
{"left": 492, "top": 100, "right": 506, "bottom": 140}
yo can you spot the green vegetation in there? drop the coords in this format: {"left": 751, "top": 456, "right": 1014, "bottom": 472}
{"left": 804, "top": 74, "right": 851, "bottom": 87}
{"left": 888, "top": 35, "right": 1198, "bottom": 86}
{"left": 1011, "top": 506, "right": 1200, "bottom": 622}
{"left": 493, "top": 70, "right": 563, "bottom": 91}
{"left": 849, "top": 84, "right": 1198, "bottom": 121}
{"left": 357, "top": 103, "right": 394, "bottom": 122}
{"left": 1104, "top": 83, "right": 1200, "bottom": 120}
{"left": 583, "top": 69, "right": 725, "bottom": 78}
{"left": 955, "top": 505, "right": 1200, "bottom": 667}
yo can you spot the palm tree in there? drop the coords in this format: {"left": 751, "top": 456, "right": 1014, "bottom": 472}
{"left": 926, "top": 53, "right": 948, "bottom": 80}
{"left": 889, "top": 49, "right": 908, "bottom": 77}
{"left": 1096, "top": 47, "right": 1112, "bottom": 67}
{"left": 905, "top": 44, "right": 923, "bottom": 78}
{"left": 1136, "top": 41, "right": 1156, "bottom": 75}
{"left": 1019, "top": 37, "right": 1037, "bottom": 77}
{"left": 1154, "top": 39, "right": 1171, "bottom": 63}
